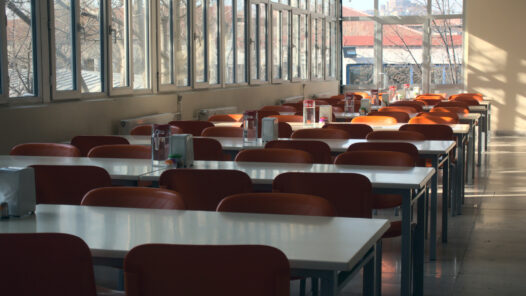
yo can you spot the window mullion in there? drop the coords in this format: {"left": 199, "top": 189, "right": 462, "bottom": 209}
{"left": 0, "top": 2, "right": 8, "bottom": 103}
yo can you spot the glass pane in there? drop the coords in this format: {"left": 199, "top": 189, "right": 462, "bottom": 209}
{"left": 225, "top": 0, "right": 234, "bottom": 84}
{"left": 433, "top": 0, "right": 462, "bottom": 15}
{"left": 342, "top": 0, "right": 373, "bottom": 17}
{"left": 209, "top": 0, "right": 219, "bottom": 84}
{"left": 272, "top": 10, "right": 281, "bottom": 80}
{"left": 131, "top": 0, "right": 150, "bottom": 89}
{"left": 80, "top": 0, "right": 103, "bottom": 93}
{"left": 323, "top": 0, "right": 328, "bottom": 15}
{"left": 7, "top": 0, "right": 36, "bottom": 97}
{"left": 316, "top": 0, "right": 322, "bottom": 14}
{"left": 282, "top": 12, "right": 289, "bottom": 80}
{"left": 175, "top": 0, "right": 189, "bottom": 86}
{"left": 291, "top": 0, "right": 298, "bottom": 8}
{"left": 292, "top": 14, "right": 299, "bottom": 78}
{"left": 111, "top": 0, "right": 129, "bottom": 88}
{"left": 383, "top": 23, "right": 423, "bottom": 87}
{"left": 309, "top": 0, "right": 315, "bottom": 11}
{"left": 250, "top": 4, "right": 257, "bottom": 80}
{"left": 330, "top": 22, "right": 336, "bottom": 77}
{"left": 379, "top": 0, "right": 426, "bottom": 16}
{"left": 159, "top": 0, "right": 174, "bottom": 85}
{"left": 431, "top": 18, "right": 463, "bottom": 85}
{"left": 236, "top": 0, "right": 245, "bottom": 83}
{"left": 325, "top": 21, "right": 330, "bottom": 78}
{"left": 195, "top": 0, "right": 205, "bottom": 82}
{"left": 342, "top": 20, "right": 374, "bottom": 85}
{"left": 299, "top": 0, "right": 306, "bottom": 10}
{"left": 55, "top": 0, "right": 75, "bottom": 91}
{"left": 316, "top": 19, "right": 322, "bottom": 79}
{"left": 300, "top": 14, "right": 307, "bottom": 79}
{"left": 259, "top": 4, "right": 267, "bottom": 81}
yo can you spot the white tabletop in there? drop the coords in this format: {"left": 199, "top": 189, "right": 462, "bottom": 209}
{"left": 140, "top": 160, "right": 435, "bottom": 189}
{"left": 0, "top": 155, "right": 160, "bottom": 180}
{"left": 0, "top": 204, "right": 389, "bottom": 271}
{"left": 459, "top": 113, "right": 481, "bottom": 121}
{"left": 287, "top": 122, "right": 470, "bottom": 134}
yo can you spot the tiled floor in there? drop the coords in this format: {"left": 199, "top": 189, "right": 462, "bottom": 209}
{"left": 292, "top": 135, "right": 526, "bottom": 295}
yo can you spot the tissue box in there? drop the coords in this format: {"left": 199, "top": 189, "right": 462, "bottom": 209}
{"left": 0, "top": 167, "right": 36, "bottom": 217}
{"left": 170, "top": 134, "right": 194, "bottom": 167}
{"left": 261, "top": 117, "right": 278, "bottom": 142}
{"left": 318, "top": 105, "right": 333, "bottom": 122}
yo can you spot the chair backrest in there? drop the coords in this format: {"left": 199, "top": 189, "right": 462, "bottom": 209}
{"left": 352, "top": 91, "right": 371, "bottom": 99}
{"left": 436, "top": 100, "right": 470, "bottom": 109}
{"left": 0, "top": 233, "right": 97, "bottom": 296}
{"left": 323, "top": 123, "right": 373, "bottom": 139}
{"left": 369, "top": 110, "right": 410, "bottom": 123}
{"left": 217, "top": 192, "right": 336, "bottom": 216}
{"left": 278, "top": 122, "right": 293, "bottom": 138}
{"left": 335, "top": 150, "right": 415, "bottom": 167}
{"left": 259, "top": 105, "right": 298, "bottom": 113}
{"left": 346, "top": 142, "right": 420, "bottom": 165}
{"left": 194, "top": 137, "right": 230, "bottom": 160}
{"left": 159, "top": 169, "right": 252, "bottom": 211}
{"left": 291, "top": 128, "right": 349, "bottom": 139}
{"left": 124, "top": 244, "right": 290, "bottom": 296}
{"left": 431, "top": 106, "right": 469, "bottom": 115}
{"left": 207, "top": 114, "right": 244, "bottom": 122}
{"left": 414, "top": 112, "right": 459, "bottom": 124}
{"left": 449, "top": 93, "right": 483, "bottom": 102}
{"left": 87, "top": 144, "right": 151, "bottom": 159}
{"left": 379, "top": 106, "right": 418, "bottom": 114}
{"left": 351, "top": 115, "right": 398, "bottom": 124}
{"left": 30, "top": 165, "right": 112, "bottom": 205}
{"left": 71, "top": 136, "right": 130, "bottom": 157}
{"left": 366, "top": 130, "right": 426, "bottom": 140}
{"left": 168, "top": 120, "right": 214, "bottom": 136}
{"left": 450, "top": 96, "right": 480, "bottom": 106}
{"left": 267, "top": 114, "right": 304, "bottom": 122}
{"left": 389, "top": 100, "right": 425, "bottom": 112}
{"left": 265, "top": 140, "right": 332, "bottom": 164}
{"left": 257, "top": 110, "right": 281, "bottom": 119}
{"left": 130, "top": 124, "right": 183, "bottom": 136}
{"left": 330, "top": 94, "right": 345, "bottom": 100}
{"left": 10, "top": 143, "right": 81, "bottom": 157}
{"left": 273, "top": 172, "right": 372, "bottom": 218}
{"left": 400, "top": 124, "right": 454, "bottom": 140}
{"left": 415, "top": 95, "right": 444, "bottom": 106}
{"left": 81, "top": 187, "right": 186, "bottom": 210}
{"left": 235, "top": 148, "right": 313, "bottom": 163}
{"left": 201, "top": 126, "right": 244, "bottom": 137}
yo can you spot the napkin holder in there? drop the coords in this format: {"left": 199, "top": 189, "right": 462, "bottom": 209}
{"left": 318, "top": 105, "right": 333, "bottom": 122}
{"left": 261, "top": 117, "right": 278, "bottom": 142}
{"left": 170, "top": 134, "right": 194, "bottom": 168}
{"left": 0, "top": 167, "right": 36, "bottom": 217}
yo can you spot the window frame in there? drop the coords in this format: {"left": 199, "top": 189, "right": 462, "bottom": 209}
{"left": 270, "top": 4, "right": 291, "bottom": 84}
{"left": 248, "top": 1, "right": 269, "bottom": 85}
{"left": 222, "top": 0, "right": 248, "bottom": 87}
{"left": 0, "top": 2, "right": 8, "bottom": 103}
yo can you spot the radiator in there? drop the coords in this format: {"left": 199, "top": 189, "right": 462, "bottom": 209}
{"left": 118, "top": 113, "right": 177, "bottom": 135}
{"left": 196, "top": 106, "right": 238, "bottom": 121}
{"left": 279, "top": 96, "right": 304, "bottom": 105}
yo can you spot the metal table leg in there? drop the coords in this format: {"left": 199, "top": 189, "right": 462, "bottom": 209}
{"left": 478, "top": 117, "right": 482, "bottom": 166}
{"left": 430, "top": 157, "right": 438, "bottom": 261}
{"left": 442, "top": 157, "right": 450, "bottom": 242}
{"left": 401, "top": 190, "right": 413, "bottom": 296}
{"left": 467, "top": 121, "right": 475, "bottom": 185}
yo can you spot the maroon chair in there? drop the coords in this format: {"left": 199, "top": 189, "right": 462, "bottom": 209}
{"left": 87, "top": 144, "right": 151, "bottom": 159}
{"left": 273, "top": 172, "right": 373, "bottom": 218}
{"left": 130, "top": 125, "right": 183, "bottom": 136}
{"left": 71, "top": 136, "right": 130, "bottom": 157}
{"left": 347, "top": 142, "right": 420, "bottom": 165}
{"left": 201, "top": 126, "right": 244, "bottom": 137}
{"left": 194, "top": 138, "right": 231, "bottom": 161}
{"left": 10, "top": 143, "right": 81, "bottom": 157}
{"left": 265, "top": 140, "right": 332, "bottom": 164}
{"left": 81, "top": 187, "right": 186, "bottom": 210}
{"left": 266, "top": 115, "right": 304, "bottom": 123}
{"left": 278, "top": 122, "right": 293, "bottom": 138}
{"left": 124, "top": 244, "right": 290, "bottom": 296}
{"left": 0, "top": 233, "right": 97, "bottom": 296}
{"left": 207, "top": 114, "right": 244, "bottom": 122}
{"left": 390, "top": 100, "right": 425, "bottom": 112}
{"left": 217, "top": 192, "right": 335, "bottom": 216}
{"left": 168, "top": 120, "right": 214, "bottom": 136}
{"left": 235, "top": 148, "right": 313, "bottom": 164}
{"left": 291, "top": 128, "right": 349, "bottom": 139}
{"left": 323, "top": 123, "right": 373, "bottom": 139}
{"left": 259, "top": 105, "right": 298, "bottom": 113}
{"left": 30, "top": 165, "right": 112, "bottom": 205}
{"left": 159, "top": 169, "right": 252, "bottom": 211}
{"left": 365, "top": 130, "right": 426, "bottom": 141}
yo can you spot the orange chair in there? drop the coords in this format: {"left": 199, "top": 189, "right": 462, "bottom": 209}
{"left": 87, "top": 144, "right": 150, "bottom": 159}
{"left": 413, "top": 112, "right": 459, "bottom": 124}
{"left": 415, "top": 94, "right": 444, "bottom": 106}
{"left": 217, "top": 192, "right": 336, "bottom": 216}
{"left": 436, "top": 100, "right": 470, "bottom": 109}
{"left": 265, "top": 140, "right": 332, "bottom": 164}
{"left": 10, "top": 143, "right": 81, "bottom": 157}
{"left": 124, "top": 244, "right": 290, "bottom": 296}
{"left": 431, "top": 106, "right": 469, "bottom": 115}
{"left": 390, "top": 100, "right": 425, "bottom": 112}
{"left": 282, "top": 102, "right": 304, "bottom": 111}
{"left": 346, "top": 142, "right": 420, "bottom": 165}
{"left": 273, "top": 172, "right": 373, "bottom": 218}
{"left": 71, "top": 136, "right": 130, "bottom": 157}
{"left": 291, "top": 128, "right": 349, "bottom": 139}
{"left": 207, "top": 114, "right": 244, "bottom": 122}
{"left": 352, "top": 91, "right": 371, "bottom": 99}
{"left": 267, "top": 114, "right": 304, "bottom": 123}
{"left": 257, "top": 110, "right": 280, "bottom": 119}
{"left": 130, "top": 124, "right": 183, "bottom": 136}
{"left": 449, "top": 93, "right": 483, "bottom": 102}
{"left": 235, "top": 148, "right": 313, "bottom": 164}
{"left": 159, "top": 169, "right": 252, "bottom": 211}
{"left": 201, "top": 126, "right": 244, "bottom": 137}
{"left": 278, "top": 122, "right": 293, "bottom": 138}
{"left": 450, "top": 95, "right": 480, "bottom": 106}
{"left": 366, "top": 130, "right": 426, "bottom": 141}
{"left": 30, "top": 165, "right": 112, "bottom": 205}
{"left": 400, "top": 124, "right": 454, "bottom": 140}
{"left": 379, "top": 106, "right": 418, "bottom": 114}
{"left": 168, "top": 120, "right": 214, "bottom": 136}
{"left": 81, "top": 187, "right": 186, "bottom": 210}
{"left": 334, "top": 150, "right": 415, "bottom": 238}
{"left": 351, "top": 115, "right": 397, "bottom": 125}
{"left": 323, "top": 123, "right": 373, "bottom": 139}
{"left": 259, "top": 105, "right": 298, "bottom": 113}
{"left": 369, "top": 110, "right": 410, "bottom": 123}
{"left": 0, "top": 233, "right": 97, "bottom": 296}
{"left": 194, "top": 138, "right": 231, "bottom": 161}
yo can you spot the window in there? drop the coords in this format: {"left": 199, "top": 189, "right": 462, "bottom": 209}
{"left": 159, "top": 0, "right": 174, "bottom": 85}
{"left": 131, "top": 0, "right": 150, "bottom": 90}
{"left": 111, "top": 0, "right": 130, "bottom": 89}
{"left": 54, "top": 0, "right": 76, "bottom": 92}
{"left": 310, "top": 17, "right": 323, "bottom": 79}
{"left": 271, "top": 7, "right": 290, "bottom": 82}
{"left": 194, "top": 0, "right": 220, "bottom": 86}
{"left": 80, "top": 0, "right": 104, "bottom": 93}
{"left": 175, "top": 0, "right": 190, "bottom": 86}
{"left": 250, "top": 3, "right": 267, "bottom": 83}
{"left": 225, "top": 0, "right": 246, "bottom": 84}
{"left": 291, "top": 13, "right": 308, "bottom": 81}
